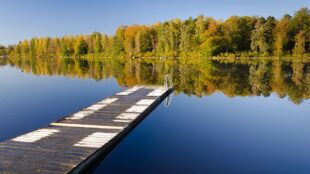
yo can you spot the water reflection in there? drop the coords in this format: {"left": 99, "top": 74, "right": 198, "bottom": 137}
{"left": 5, "top": 57, "right": 310, "bottom": 104}
{"left": 0, "top": 58, "right": 8, "bottom": 66}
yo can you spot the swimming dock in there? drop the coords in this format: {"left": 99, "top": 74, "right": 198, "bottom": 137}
{"left": 0, "top": 86, "right": 172, "bottom": 174}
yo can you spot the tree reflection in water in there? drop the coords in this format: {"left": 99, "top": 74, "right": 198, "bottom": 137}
{"left": 6, "top": 57, "right": 310, "bottom": 104}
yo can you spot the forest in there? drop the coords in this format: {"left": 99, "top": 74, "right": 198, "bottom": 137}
{"left": 1, "top": 7, "right": 309, "bottom": 58}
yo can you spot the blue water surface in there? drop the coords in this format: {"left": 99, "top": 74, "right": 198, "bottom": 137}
{"left": 1, "top": 64, "right": 310, "bottom": 174}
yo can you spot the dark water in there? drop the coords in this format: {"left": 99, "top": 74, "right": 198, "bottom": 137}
{"left": 1, "top": 57, "right": 310, "bottom": 173}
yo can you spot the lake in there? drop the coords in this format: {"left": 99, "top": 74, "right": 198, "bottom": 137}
{"left": 1, "top": 57, "right": 310, "bottom": 173}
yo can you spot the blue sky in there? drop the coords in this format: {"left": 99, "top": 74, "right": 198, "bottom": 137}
{"left": 0, "top": 0, "right": 309, "bottom": 45}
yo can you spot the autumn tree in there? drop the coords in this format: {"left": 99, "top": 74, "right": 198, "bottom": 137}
{"left": 293, "top": 30, "right": 306, "bottom": 56}
{"left": 223, "top": 16, "right": 256, "bottom": 53}
{"left": 251, "top": 18, "right": 269, "bottom": 55}
{"left": 179, "top": 17, "right": 197, "bottom": 52}
{"left": 292, "top": 7, "right": 310, "bottom": 55}
{"left": 74, "top": 36, "right": 89, "bottom": 56}
{"left": 274, "top": 15, "right": 292, "bottom": 56}
{"left": 200, "top": 20, "right": 231, "bottom": 56}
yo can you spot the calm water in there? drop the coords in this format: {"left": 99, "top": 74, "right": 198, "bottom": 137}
{"left": 1, "top": 57, "right": 310, "bottom": 173}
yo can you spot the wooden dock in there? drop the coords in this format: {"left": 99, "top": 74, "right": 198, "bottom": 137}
{"left": 0, "top": 86, "right": 172, "bottom": 174}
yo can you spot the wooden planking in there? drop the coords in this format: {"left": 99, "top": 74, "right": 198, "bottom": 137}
{"left": 0, "top": 85, "right": 172, "bottom": 174}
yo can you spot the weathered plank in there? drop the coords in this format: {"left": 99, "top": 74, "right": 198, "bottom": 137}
{"left": 0, "top": 85, "right": 172, "bottom": 174}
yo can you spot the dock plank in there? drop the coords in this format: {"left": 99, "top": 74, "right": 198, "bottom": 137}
{"left": 0, "top": 86, "right": 172, "bottom": 174}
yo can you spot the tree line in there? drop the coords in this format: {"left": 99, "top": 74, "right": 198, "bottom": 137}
{"left": 2, "top": 7, "right": 310, "bottom": 58}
